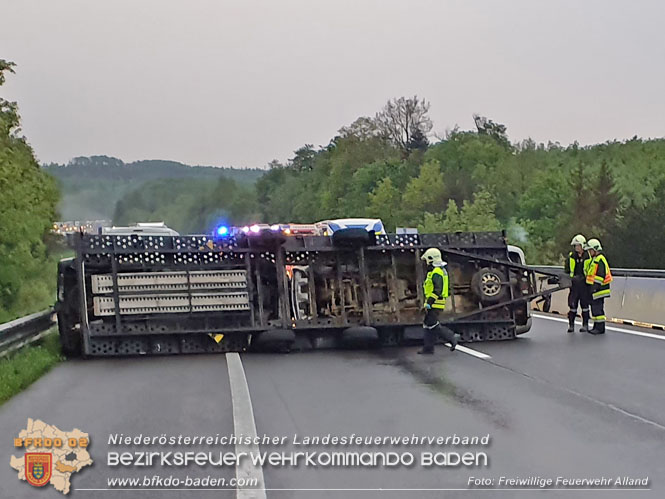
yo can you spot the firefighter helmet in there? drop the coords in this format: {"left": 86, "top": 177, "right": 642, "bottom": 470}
{"left": 570, "top": 234, "right": 586, "bottom": 246}
{"left": 421, "top": 248, "right": 446, "bottom": 266}
{"left": 585, "top": 238, "right": 602, "bottom": 252}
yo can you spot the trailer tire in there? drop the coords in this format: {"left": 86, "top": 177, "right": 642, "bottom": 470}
{"left": 331, "top": 228, "right": 374, "bottom": 247}
{"left": 471, "top": 267, "right": 509, "bottom": 305}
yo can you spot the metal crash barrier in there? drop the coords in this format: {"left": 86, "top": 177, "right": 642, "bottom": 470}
{"left": 532, "top": 267, "right": 665, "bottom": 330}
{"left": 0, "top": 310, "right": 55, "bottom": 357}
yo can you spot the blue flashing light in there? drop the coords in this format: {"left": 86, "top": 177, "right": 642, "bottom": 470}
{"left": 216, "top": 225, "right": 229, "bottom": 236}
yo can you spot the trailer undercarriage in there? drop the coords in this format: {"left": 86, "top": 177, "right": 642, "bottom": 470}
{"left": 56, "top": 231, "right": 569, "bottom": 357}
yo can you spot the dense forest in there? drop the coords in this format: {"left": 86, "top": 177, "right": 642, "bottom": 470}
{"left": 45, "top": 157, "right": 263, "bottom": 221}
{"left": 0, "top": 60, "right": 60, "bottom": 322}
{"left": 254, "top": 98, "right": 665, "bottom": 268}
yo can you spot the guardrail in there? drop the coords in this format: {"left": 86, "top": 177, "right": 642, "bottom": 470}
{"left": 0, "top": 309, "right": 56, "bottom": 357}
{"left": 531, "top": 266, "right": 665, "bottom": 279}
{"left": 531, "top": 266, "right": 665, "bottom": 330}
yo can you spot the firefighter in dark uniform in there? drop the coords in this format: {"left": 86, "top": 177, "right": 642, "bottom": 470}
{"left": 584, "top": 238, "right": 612, "bottom": 335}
{"left": 564, "top": 234, "right": 593, "bottom": 333}
{"left": 418, "top": 248, "right": 459, "bottom": 355}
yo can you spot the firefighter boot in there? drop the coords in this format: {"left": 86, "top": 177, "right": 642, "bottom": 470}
{"left": 588, "top": 322, "right": 605, "bottom": 335}
{"left": 580, "top": 310, "right": 590, "bottom": 333}
{"left": 449, "top": 334, "right": 459, "bottom": 352}
{"left": 418, "top": 327, "right": 435, "bottom": 354}
{"left": 567, "top": 312, "right": 575, "bottom": 333}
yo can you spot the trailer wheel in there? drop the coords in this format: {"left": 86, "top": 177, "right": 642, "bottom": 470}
{"left": 57, "top": 311, "right": 82, "bottom": 358}
{"left": 471, "top": 267, "right": 508, "bottom": 305}
{"left": 331, "top": 228, "right": 374, "bottom": 247}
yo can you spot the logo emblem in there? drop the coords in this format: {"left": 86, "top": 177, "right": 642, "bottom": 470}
{"left": 25, "top": 453, "right": 52, "bottom": 487}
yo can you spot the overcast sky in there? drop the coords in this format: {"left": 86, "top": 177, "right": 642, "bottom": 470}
{"left": 2, "top": 0, "right": 664, "bottom": 168}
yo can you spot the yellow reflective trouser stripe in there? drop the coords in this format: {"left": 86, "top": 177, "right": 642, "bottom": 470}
{"left": 593, "top": 289, "right": 611, "bottom": 299}
{"left": 592, "top": 315, "right": 606, "bottom": 322}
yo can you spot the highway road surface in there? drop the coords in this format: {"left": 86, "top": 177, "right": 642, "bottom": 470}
{"left": 2, "top": 314, "right": 664, "bottom": 498}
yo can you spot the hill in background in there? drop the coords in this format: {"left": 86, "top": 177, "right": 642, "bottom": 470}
{"left": 44, "top": 155, "right": 264, "bottom": 221}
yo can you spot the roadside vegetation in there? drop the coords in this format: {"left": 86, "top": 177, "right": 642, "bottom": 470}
{"left": 0, "top": 330, "right": 62, "bottom": 405}
{"left": 0, "top": 60, "right": 60, "bottom": 323}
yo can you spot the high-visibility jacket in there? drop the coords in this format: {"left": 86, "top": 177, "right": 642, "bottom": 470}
{"left": 565, "top": 250, "right": 592, "bottom": 278}
{"left": 585, "top": 252, "right": 612, "bottom": 300}
{"left": 423, "top": 266, "right": 449, "bottom": 310}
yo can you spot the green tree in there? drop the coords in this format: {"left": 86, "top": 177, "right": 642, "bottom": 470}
{"left": 419, "top": 192, "right": 501, "bottom": 233}
{"left": 473, "top": 114, "right": 511, "bottom": 149}
{"left": 590, "top": 160, "right": 619, "bottom": 239}
{"left": 425, "top": 130, "right": 510, "bottom": 206}
{"left": 0, "top": 60, "right": 60, "bottom": 320}
{"left": 289, "top": 145, "right": 317, "bottom": 172}
{"left": 367, "top": 178, "right": 402, "bottom": 231}
{"left": 607, "top": 179, "right": 665, "bottom": 268}
{"left": 401, "top": 160, "right": 446, "bottom": 225}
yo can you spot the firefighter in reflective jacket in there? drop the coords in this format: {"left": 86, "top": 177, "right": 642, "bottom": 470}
{"left": 584, "top": 238, "right": 612, "bottom": 335}
{"left": 564, "top": 234, "right": 593, "bottom": 333}
{"left": 418, "top": 248, "right": 459, "bottom": 354}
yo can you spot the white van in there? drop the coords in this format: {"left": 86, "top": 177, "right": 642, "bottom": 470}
{"left": 317, "top": 218, "right": 386, "bottom": 235}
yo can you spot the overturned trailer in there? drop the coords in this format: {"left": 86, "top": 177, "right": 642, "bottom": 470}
{"left": 56, "top": 230, "right": 569, "bottom": 357}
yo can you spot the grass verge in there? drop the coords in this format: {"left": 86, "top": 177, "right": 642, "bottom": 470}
{"left": 0, "top": 329, "right": 62, "bottom": 405}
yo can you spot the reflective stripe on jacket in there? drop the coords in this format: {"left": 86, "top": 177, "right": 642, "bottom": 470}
{"left": 566, "top": 250, "right": 592, "bottom": 278}
{"left": 586, "top": 253, "right": 612, "bottom": 300}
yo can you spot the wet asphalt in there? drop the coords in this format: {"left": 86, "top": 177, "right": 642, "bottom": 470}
{"left": 2, "top": 316, "right": 664, "bottom": 498}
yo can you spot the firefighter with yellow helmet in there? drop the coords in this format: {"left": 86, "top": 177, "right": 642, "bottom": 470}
{"left": 584, "top": 238, "right": 612, "bottom": 335}
{"left": 418, "top": 248, "right": 459, "bottom": 354}
{"left": 564, "top": 234, "right": 593, "bottom": 333}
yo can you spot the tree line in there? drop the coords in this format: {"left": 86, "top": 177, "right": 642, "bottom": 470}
{"left": 45, "top": 156, "right": 263, "bottom": 221}
{"left": 255, "top": 97, "right": 665, "bottom": 267}
{"left": 81, "top": 95, "right": 665, "bottom": 268}
{"left": 3, "top": 59, "right": 665, "bottom": 323}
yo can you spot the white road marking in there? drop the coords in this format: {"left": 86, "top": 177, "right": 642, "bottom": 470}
{"left": 446, "top": 343, "right": 491, "bottom": 359}
{"left": 226, "top": 352, "right": 267, "bottom": 499}
{"left": 533, "top": 313, "right": 665, "bottom": 341}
